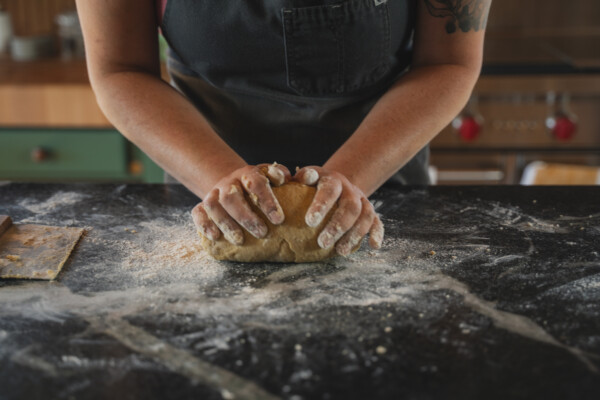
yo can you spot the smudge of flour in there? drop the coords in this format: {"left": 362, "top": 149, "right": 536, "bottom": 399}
{"left": 469, "top": 202, "right": 569, "bottom": 233}
{"left": 19, "top": 192, "right": 90, "bottom": 215}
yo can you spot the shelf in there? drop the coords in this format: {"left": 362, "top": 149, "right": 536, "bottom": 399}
{"left": 0, "top": 56, "right": 91, "bottom": 85}
{"left": 0, "top": 57, "right": 170, "bottom": 127}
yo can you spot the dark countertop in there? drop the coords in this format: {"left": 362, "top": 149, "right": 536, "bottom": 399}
{"left": 0, "top": 183, "right": 599, "bottom": 400}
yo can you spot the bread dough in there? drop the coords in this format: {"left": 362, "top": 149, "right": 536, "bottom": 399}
{"left": 199, "top": 182, "right": 355, "bottom": 262}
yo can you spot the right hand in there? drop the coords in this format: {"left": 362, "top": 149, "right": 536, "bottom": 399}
{"left": 191, "top": 164, "right": 292, "bottom": 245}
{"left": 294, "top": 166, "right": 384, "bottom": 256}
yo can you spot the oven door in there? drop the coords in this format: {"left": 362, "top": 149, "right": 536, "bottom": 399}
{"left": 430, "top": 152, "right": 515, "bottom": 185}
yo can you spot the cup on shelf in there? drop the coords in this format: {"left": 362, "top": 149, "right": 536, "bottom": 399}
{"left": 10, "top": 35, "right": 55, "bottom": 61}
{"left": 55, "top": 11, "right": 85, "bottom": 59}
{"left": 0, "top": 10, "right": 13, "bottom": 54}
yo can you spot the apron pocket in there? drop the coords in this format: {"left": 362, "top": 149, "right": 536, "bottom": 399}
{"left": 282, "top": 0, "right": 391, "bottom": 96}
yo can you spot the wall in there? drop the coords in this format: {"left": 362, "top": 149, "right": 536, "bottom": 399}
{"left": 487, "top": 0, "right": 600, "bottom": 34}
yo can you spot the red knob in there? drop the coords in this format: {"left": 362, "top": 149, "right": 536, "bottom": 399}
{"left": 456, "top": 116, "right": 481, "bottom": 142}
{"left": 550, "top": 116, "right": 577, "bottom": 141}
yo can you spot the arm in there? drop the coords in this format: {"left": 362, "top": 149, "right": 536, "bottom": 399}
{"left": 324, "top": 0, "right": 491, "bottom": 196}
{"left": 76, "top": 0, "right": 245, "bottom": 198}
{"left": 298, "top": 0, "right": 492, "bottom": 254}
{"left": 324, "top": 0, "right": 492, "bottom": 195}
{"left": 76, "top": 0, "right": 289, "bottom": 244}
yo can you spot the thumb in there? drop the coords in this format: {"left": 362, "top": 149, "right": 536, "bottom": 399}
{"left": 294, "top": 166, "right": 320, "bottom": 186}
{"left": 258, "top": 162, "right": 292, "bottom": 186}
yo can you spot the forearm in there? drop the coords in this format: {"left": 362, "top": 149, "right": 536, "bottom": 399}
{"left": 92, "top": 71, "right": 246, "bottom": 198}
{"left": 324, "top": 64, "right": 479, "bottom": 196}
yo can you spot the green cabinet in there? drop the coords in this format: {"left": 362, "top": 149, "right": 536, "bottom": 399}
{"left": 0, "top": 128, "right": 163, "bottom": 183}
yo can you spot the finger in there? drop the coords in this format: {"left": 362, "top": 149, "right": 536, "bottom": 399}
{"left": 305, "top": 175, "right": 342, "bottom": 228}
{"left": 203, "top": 189, "right": 245, "bottom": 245}
{"left": 275, "top": 163, "right": 293, "bottom": 179}
{"left": 368, "top": 213, "right": 385, "bottom": 249}
{"left": 266, "top": 164, "right": 285, "bottom": 186}
{"left": 294, "top": 167, "right": 320, "bottom": 186}
{"left": 262, "top": 162, "right": 291, "bottom": 187}
{"left": 335, "top": 198, "right": 375, "bottom": 256}
{"left": 317, "top": 193, "right": 362, "bottom": 249}
{"left": 191, "top": 203, "right": 221, "bottom": 241}
{"left": 240, "top": 171, "right": 285, "bottom": 225}
{"left": 219, "top": 182, "right": 268, "bottom": 239}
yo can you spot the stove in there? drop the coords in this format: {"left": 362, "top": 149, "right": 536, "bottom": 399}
{"left": 429, "top": 0, "right": 600, "bottom": 185}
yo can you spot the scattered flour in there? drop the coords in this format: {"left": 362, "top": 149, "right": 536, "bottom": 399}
{"left": 85, "top": 215, "right": 224, "bottom": 287}
{"left": 121, "top": 221, "right": 222, "bottom": 284}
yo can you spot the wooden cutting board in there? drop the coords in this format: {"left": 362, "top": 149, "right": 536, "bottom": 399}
{"left": 0, "top": 215, "right": 84, "bottom": 280}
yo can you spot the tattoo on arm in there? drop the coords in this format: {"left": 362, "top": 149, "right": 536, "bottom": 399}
{"left": 423, "top": 0, "right": 491, "bottom": 34}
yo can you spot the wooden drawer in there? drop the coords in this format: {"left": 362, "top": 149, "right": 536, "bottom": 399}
{"left": 0, "top": 129, "right": 130, "bottom": 181}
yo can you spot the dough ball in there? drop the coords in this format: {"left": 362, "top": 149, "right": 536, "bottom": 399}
{"left": 199, "top": 182, "right": 356, "bottom": 262}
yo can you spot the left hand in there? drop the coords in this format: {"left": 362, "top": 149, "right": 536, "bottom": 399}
{"left": 294, "top": 166, "right": 384, "bottom": 256}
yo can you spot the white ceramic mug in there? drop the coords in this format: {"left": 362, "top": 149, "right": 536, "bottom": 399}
{"left": 0, "top": 12, "right": 13, "bottom": 54}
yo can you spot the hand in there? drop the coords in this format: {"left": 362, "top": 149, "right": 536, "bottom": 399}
{"left": 294, "top": 166, "right": 384, "bottom": 256}
{"left": 191, "top": 163, "right": 292, "bottom": 245}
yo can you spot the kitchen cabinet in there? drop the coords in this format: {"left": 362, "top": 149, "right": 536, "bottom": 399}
{"left": 0, "top": 128, "right": 128, "bottom": 180}
{"left": 0, "top": 128, "right": 163, "bottom": 183}
{"left": 0, "top": 58, "right": 164, "bottom": 183}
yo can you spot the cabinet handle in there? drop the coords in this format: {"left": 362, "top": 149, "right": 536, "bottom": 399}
{"left": 31, "top": 147, "right": 51, "bottom": 163}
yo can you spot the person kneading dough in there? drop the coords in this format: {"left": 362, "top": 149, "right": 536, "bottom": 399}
{"left": 77, "top": 0, "right": 491, "bottom": 262}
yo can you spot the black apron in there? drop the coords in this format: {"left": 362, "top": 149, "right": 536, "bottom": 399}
{"left": 160, "top": 0, "right": 430, "bottom": 185}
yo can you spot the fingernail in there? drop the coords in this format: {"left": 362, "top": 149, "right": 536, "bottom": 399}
{"left": 302, "top": 168, "right": 319, "bottom": 185}
{"left": 198, "top": 226, "right": 217, "bottom": 241}
{"left": 224, "top": 230, "right": 244, "bottom": 246}
{"left": 208, "top": 228, "right": 220, "bottom": 241}
{"left": 306, "top": 211, "right": 323, "bottom": 227}
{"left": 369, "top": 237, "right": 382, "bottom": 250}
{"left": 247, "top": 221, "right": 268, "bottom": 239}
{"left": 257, "top": 224, "right": 268, "bottom": 238}
{"left": 269, "top": 209, "right": 284, "bottom": 224}
{"left": 267, "top": 164, "right": 285, "bottom": 186}
{"left": 318, "top": 231, "right": 334, "bottom": 249}
{"left": 336, "top": 243, "right": 351, "bottom": 256}
{"left": 200, "top": 226, "right": 214, "bottom": 240}
{"left": 371, "top": 230, "right": 384, "bottom": 249}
